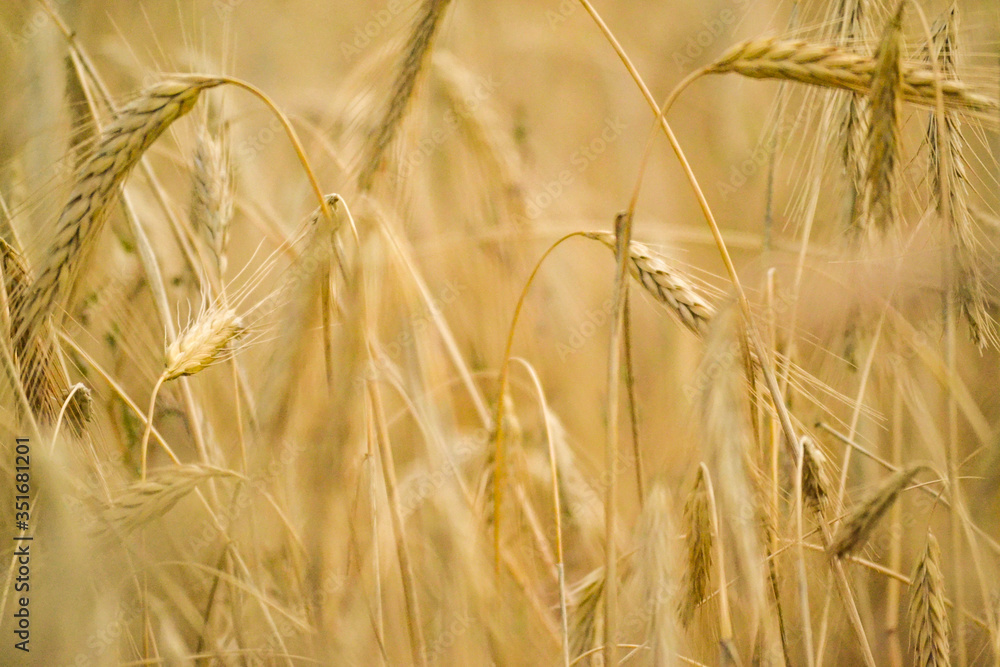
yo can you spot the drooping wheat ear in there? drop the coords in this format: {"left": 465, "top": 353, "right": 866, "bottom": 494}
{"left": 165, "top": 306, "right": 244, "bottom": 381}
{"left": 801, "top": 435, "right": 831, "bottom": 509}
{"left": 908, "top": 533, "right": 951, "bottom": 666}
{"left": 679, "top": 466, "right": 713, "bottom": 626}
{"left": 191, "top": 116, "right": 234, "bottom": 275}
{"left": 568, "top": 567, "right": 605, "bottom": 659}
{"left": 1, "top": 238, "right": 61, "bottom": 422}
{"left": 357, "top": 0, "right": 453, "bottom": 191}
{"left": 862, "top": 1, "right": 905, "bottom": 235}
{"left": 829, "top": 465, "right": 925, "bottom": 558}
{"left": 926, "top": 8, "right": 998, "bottom": 349}
{"left": 707, "top": 38, "right": 999, "bottom": 116}
{"left": 101, "top": 465, "right": 239, "bottom": 537}
{"left": 27, "top": 78, "right": 223, "bottom": 333}
{"left": 584, "top": 232, "right": 715, "bottom": 337}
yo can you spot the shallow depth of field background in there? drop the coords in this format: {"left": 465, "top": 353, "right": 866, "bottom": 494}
{"left": 2, "top": 0, "right": 1000, "bottom": 665}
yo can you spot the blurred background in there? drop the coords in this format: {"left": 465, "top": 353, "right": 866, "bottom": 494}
{"left": 2, "top": 0, "right": 1000, "bottom": 664}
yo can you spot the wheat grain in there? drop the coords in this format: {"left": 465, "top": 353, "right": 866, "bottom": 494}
{"left": 708, "top": 37, "right": 998, "bottom": 116}
{"left": 585, "top": 232, "right": 714, "bottom": 337}
{"left": 908, "top": 533, "right": 951, "bottom": 666}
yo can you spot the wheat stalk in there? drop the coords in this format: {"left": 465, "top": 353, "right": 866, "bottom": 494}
{"left": 829, "top": 465, "right": 925, "bottom": 558}
{"left": 584, "top": 232, "right": 714, "bottom": 337}
{"left": 707, "top": 37, "right": 998, "bottom": 116}
{"left": 908, "top": 533, "right": 951, "bottom": 666}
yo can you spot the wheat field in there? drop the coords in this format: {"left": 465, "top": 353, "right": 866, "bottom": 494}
{"left": 2, "top": 0, "right": 1000, "bottom": 665}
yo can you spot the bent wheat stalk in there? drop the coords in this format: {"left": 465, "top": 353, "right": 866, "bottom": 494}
{"left": 140, "top": 305, "right": 244, "bottom": 479}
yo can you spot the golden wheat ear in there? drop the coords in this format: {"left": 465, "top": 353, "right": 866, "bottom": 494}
{"left": 908, "top": 533, "right": 951, "bottom": 666}
{"left": 924, "top": 7, "right": 998, "bottom": 350}
{"left": 678, "top": 466, "right": 712, "bottom": 627}
{"left": 583, "top": 232, "right": 714, "bottom": 337}
{"left": 357, "top": 0, "right": 453, "bottom": 191}
{"left": 863, "top": 1, "right": 905, "bottom": 235}
{"left": 165, "top": 306, "right": 245, "bottom": 381}
{"left": 828, "top": 465, "right": 925, "bottom": 558}
{"left": 27, "top": 78, "right": 223, "bottom": 335}
{"left": 707, "top": 37, "right": 998, "bottom": 116}
{"left": 191, "top": 116, "right": 235, "bottom": 276}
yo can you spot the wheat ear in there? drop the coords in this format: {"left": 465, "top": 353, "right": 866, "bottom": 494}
{"left": 863, "top": 1, "right": 905, "bottom": 234}
{"left": 1, "top": 239, "right": 61, "bottom": 422}
{"left": 357, "top": 0, "right": 453, "bottom": 190}
{"left": 925, "top": 9, "right": 997, "bottom": 349}
{"left": 679, "top": 466, "right": 713, "bottom": 626}
{"left": 836, "top": 0, "right": 871, "bottom": 229}
{"left": 140, "top": 305, "right": 244, "bottom": 479}
{"left": 908, "top": 533, "right": 951, "bottom": 666}
{"left": 636, "top": 483, "right": 680, "bottom": 665}
{"left": 27, "top": 78, "right": 222, "bottom": 334}
{"left": 191, "top": 116, "right": 234, "bottom": 275}
{"left": 829, "top": 465, "right": 925, "bottom": 558}
{"left": 801, "top": 435, "right": 832, "bottom": 509}
{"left": 165, "top": 307, "right": 244, "bottom": 381}
{"left": 569, "top": 567, "right": 606, "bottom": 659}
{"left": 707, "top": 37, "right": 998, "bottom": 116}
{"left": 101, "top": 465, "right": 239, "bottom": 537}
{"left": 584, "top": 232, "right": 714, "bottom": 337}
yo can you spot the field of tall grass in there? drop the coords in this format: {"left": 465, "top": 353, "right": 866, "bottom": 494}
{"left": 2, "top": 0, "right": 1000, "bottom": 664}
